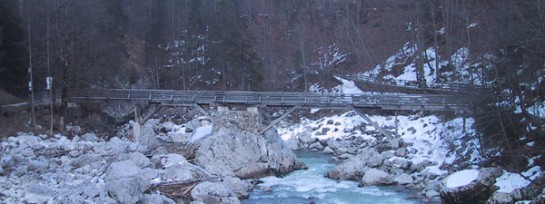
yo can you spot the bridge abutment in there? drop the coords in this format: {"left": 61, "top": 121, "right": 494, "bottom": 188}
{"left": 212, "top": 106, "right": 263, "bottom": 135}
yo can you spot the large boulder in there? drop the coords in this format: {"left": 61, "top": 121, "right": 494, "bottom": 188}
{"left": 533, "top": 189, "right": 545, "bottom": 204}
{"left": 105, "top": 160, "right": 141, "bottom": 180}
{"left": 439, "top": 168, "right": 501, "bottom": 204}
{"left": 394, "top": 173, "right": 414, "bottom": 185}
{"left": 326, "top": 156, "right": 365, "bottom": 180}
{"left": 139, "top": 193, "right": 177, "bottom": 204}
{"left": 106, "top": 176, "right": 149, "bottom": 204}
{"left": 359, "top": 168, "right": 394, "bottom": 186}
{"left": 190, "top": 182, "right": 240, "bottom": 204}
{"left": 327, "top": 138, "right": 352, "bottom": 155}
{"left": 326, "top": 148, "right": 383, "bottom": 181}
{"left": 221, "top": 176, "right": 252, "bottom": 199}
{"left": 130, "top": 121, "right": 159, "bottom": 154}
{"left": 195, "top": 127, "right": 304, "bottom": 179}
{"left": 486, "top": 192, "right": 514, "bottom": 204}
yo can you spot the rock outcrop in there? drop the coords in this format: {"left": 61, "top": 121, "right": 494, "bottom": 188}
{"left": 190, "top": 182, "right": 240, "bottom": 204}
{"left": 195, "top": 127, "right": 305, "bottom": 179}
{"left": 439, "top": 168, "right": 502, "bottom": 204}
{"left": 325, "top": 148, "right": 383, "bottom": 180}
{"left": 360, "top": 168, "right": 394, "bottom": 186}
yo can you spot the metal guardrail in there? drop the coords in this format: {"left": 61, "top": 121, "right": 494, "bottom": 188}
{"left": 336, "top": 73, "right": 487, "bottom": 94}
{"left": 66, "top": 89, "right": 472, "bottom": 112}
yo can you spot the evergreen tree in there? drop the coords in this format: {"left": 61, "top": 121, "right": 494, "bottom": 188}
{"left": 184, "top": 0, "right": 212, "bottom": 89}
{"left": 209, "top": 0, "right": 263, "bottom": 91}
{"left": 99, "top": 0, "right": 132, "bottom": 86}
{"left": 0, "top": 0, "right": 27, "bottom": 97}
{"left": 145, "top": 1, "right": 166, "bottom": 88}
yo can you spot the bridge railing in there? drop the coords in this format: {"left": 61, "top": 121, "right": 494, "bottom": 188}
{"left": 67, "top": 88, "right": 472, "bottom": 111}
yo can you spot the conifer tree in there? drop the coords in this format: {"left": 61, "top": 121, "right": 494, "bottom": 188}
{"left": 0, "top": 0, "right": 27, "bottom": 97}
{"left": 209, "top": 0, "right": 263, "bottom": 91}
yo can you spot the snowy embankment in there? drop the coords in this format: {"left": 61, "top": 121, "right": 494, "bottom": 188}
{"left": 280, "top": 66, "right": 543, "bottom": 202}
{"left": 276, "top": 111, "right": 544, "bottom": 202}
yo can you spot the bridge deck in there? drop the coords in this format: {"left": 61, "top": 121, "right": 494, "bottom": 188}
{"left": 66, "top": 89, "right": 471, "bottom": 112}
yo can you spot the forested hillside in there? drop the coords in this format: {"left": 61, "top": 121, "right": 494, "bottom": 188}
{"left": 1, "top": 0, "right": 544, "bottom": 167}
{"left": 3, "top": 0, "right": 540, "bottom": 92}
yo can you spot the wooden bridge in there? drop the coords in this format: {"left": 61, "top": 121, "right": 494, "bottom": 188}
{"left": 66, "top": 88, "right": 473, "bottom": 112}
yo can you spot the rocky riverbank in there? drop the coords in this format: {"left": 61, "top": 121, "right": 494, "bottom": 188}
{"left": 1, "top": 109, "right": 543, "bottom": 203}
{"left": 0, "top": 112, "right": 303, "bottom": 203}
{"left": 277, "top": 111, "right": 545, "bottom": 203}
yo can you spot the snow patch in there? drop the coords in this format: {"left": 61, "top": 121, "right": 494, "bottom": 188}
{"left": 188, "top": 125, "right": 213, "bottom": 145}
{"left": 359, "top": 43, "right": 489, "bottom": 86}
{"left": 495, "top": 166, "right": 542, "bottom": 193}
{"left": 527, "top": 101, "right": 545, "bottom": 119}
{"left": 333, "top": 77, "right": 364, "bottom": 94}
{"left": 445, "top": 169, "right": 480, "bottom": 189}
{"left": 278, "top": 111, "right": 481, "bottom": 176}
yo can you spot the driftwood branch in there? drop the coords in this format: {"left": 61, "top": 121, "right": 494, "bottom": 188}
{"left": 150, "top": 176, "right": 221, "bottom": 188}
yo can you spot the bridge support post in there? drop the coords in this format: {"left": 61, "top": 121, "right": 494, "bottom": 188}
{"left": 259, "top": 106, "right": 299, "bottom": 135}
{"left": 134, "top": 105, "right": 140, "bottom": 123}
{"left": 133, "top": 105, "right": 141, "bottom": 140}
{"left": 395, "top": 111, "right": 399, "bottom": 137}
{"left": 351, "top": 106, "right": 394, "bottom": 138}
{"left": 194, "top": 104, "right": 215, "bottom": 123}
{"left": 463, "top": 116, "right": 466, "bottom": 133}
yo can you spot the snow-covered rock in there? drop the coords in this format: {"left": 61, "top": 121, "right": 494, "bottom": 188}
{"left": 327, "top": 145, "right": 415, "bottom": 183}
{"left": 195, "top": 127, "right": 304, "bottom": 179}
{"left": 284, "top": 136, "right": 300, "bottom": 150}
{"left": 159, "top": 153, "right": 188, "bottom": 168}
{"left": 308, "top": 142, "right": 324, "bottom": 151}
{"left": 440, "top": 168, "right": 501, "bottom": 204}
{"left": 445, "top": 169, "right": 480, "bottom": 189}
{"left": 326, "top": 156, "right": 365, "bottom": 180}
{"left": 188, "top": 125, "right": 213, "bottom": 145}
{"left": 322, "top": 146, "right": 335, "bottom": 154}
{"left": 487, "top": 192, "right": 514, "bottom": 204}
{"left": 81, "top": 132, "right": 99, "bottom": 142}
{"left": 394, "top": 173, "right": 414, "bottom": 185}
{"left": 360, "top": 168, "right": 394, "bottom": 186}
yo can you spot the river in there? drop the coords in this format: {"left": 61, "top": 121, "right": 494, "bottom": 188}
{"left": 242, "top": 151, "right": 423, "bottom": 204}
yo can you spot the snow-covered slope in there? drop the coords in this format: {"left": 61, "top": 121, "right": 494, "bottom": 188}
{"left": 359, "top": 43, "right": 491, "bottom": 86}
{"left": 278, "top": 112, "right": 481, "bottom": 175}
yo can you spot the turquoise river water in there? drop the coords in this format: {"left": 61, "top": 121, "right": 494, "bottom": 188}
{"left": 242, "top": 151, "right": 424, "bottom": 204}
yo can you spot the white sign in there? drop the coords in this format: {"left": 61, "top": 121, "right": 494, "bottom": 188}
{"left": 46, "top": 77, "right": 53, "bottom": 90}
